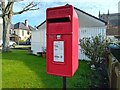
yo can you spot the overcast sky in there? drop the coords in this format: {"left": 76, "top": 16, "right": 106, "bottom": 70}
{"left": 12, "top": 0, "right": 120, "bottom": 27}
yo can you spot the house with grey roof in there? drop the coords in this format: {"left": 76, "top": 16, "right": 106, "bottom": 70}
{"left": 10, "top": 20, "right": 35, "bottom": 42}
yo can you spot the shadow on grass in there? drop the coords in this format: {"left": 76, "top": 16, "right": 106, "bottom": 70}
{"left": 2, "top": 50, "right": 63, "bottom": 88}
{"left": 2, "top": 50, "right": 103, "bottom": 88}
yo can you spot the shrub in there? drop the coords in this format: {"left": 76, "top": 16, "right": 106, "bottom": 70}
{"left": 79, "top": 35, "right": 109, "bottom": 68}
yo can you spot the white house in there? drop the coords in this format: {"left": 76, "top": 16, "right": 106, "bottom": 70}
{"left": 10, "top": 20, "right": 35, "bottom": 42}
{"left": 31, "top": 5, "right": 106, "bottom": 60}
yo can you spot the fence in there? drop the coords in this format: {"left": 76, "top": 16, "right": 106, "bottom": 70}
{"left": 107, "top": 54, "right": 120, "bottom": 90}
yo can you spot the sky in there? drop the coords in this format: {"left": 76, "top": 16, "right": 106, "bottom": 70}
{"left": 12, "top": 0, "right": 120, "bottom": 27}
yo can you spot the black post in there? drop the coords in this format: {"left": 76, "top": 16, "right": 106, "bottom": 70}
{"left": 63, "top": 77, "right": 66, "bottom": 90}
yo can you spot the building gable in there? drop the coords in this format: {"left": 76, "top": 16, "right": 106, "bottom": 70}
{"left": 37, "top": 5, "right": 106, "bottom": 29}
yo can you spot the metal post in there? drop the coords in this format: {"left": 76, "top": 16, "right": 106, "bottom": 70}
{"left": 63, "top": 77, "right": 66, "bottom": 90}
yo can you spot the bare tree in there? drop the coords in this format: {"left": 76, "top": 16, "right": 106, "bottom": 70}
{"left": 0, "top": 0, "right": 39, "bottom": 52}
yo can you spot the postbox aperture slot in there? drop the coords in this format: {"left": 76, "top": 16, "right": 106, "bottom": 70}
{"left": 47, "top": 17, "right": 70, "bottom": 23}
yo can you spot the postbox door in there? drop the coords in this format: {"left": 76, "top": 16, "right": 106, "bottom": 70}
{"left": 46, "top": 34, "right": 72, "bottom": 76}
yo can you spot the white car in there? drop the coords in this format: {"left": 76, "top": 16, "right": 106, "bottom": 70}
{"left": 9, "top": 41, "right": 16, "bottom": 47}
{"left": 0, "top": 40, "right": 16, "bottom": 47}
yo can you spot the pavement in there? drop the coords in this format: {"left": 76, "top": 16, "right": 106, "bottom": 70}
{"left": 0, "top": 45, "right": 31, "bottom": 51}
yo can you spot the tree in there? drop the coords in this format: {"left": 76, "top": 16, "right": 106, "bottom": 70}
{"left": 0, "top": 0, "right": 39, "bottom": 52}
{"left": 79, "top": 35, "right": 109, "bottom": 68}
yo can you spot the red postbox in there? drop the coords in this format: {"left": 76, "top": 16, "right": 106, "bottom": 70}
{"left": 46, "top": 5, "right": 79, "bottom": 77}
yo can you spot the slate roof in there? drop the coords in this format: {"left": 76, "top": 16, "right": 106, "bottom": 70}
{"left": 109, "top": 19, "right": 120, "bottom": 26}
{"left": 100, "top": 13, "right": 120, "bottom": 27}
{"left": 11, "top": 22, "right": 35, "bottom": 31}
{"left": 14, "top": 22, "right": 28, "bottom": 30}
{"left": 10, "top": 24, "right": 14, "bottom": 29}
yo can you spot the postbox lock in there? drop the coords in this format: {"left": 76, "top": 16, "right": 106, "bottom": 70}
{"left": 56, "top": 34, "right": 61, "bottom": 39}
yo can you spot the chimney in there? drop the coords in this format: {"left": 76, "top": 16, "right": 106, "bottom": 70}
{"left": 107, "top": 9, "right": 109, "bottom": 16}
{"left": 25, "top": 19, "right": 28, "bottom": 27}
{"left": 98, "top": 10, "right": 100, "bottom": 18}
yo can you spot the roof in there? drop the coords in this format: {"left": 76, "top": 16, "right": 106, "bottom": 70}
{"left": 37, "top": 5, "right": 106, "bottom": 28}
{"left": 110, "top": 19, "right": 120, "bottom": 26}
{"left": 11, "top": 22, "right": 35, "bottom": 31}
{"left": 14, "top": 22, "right": 28, "bottom": 30}
{"left": 74, "top": 7, "right": 106, "bottom": 24}
{"left": 37, "top": 20, "right": 46, "bottom": 29}
{"left": 10, "top": 24, "right": 14, "bottom": 29}
{"left": 10, "top": 34, "right": 21, "bottom": 37}
{"left": 100, "top": 13, "right": 120, "bottom": 27}
{"left": 100, "top": 13, "right": 120, "bottom": 17}
{"left": 28, "top": 25, "right": 36, "bottom": 31}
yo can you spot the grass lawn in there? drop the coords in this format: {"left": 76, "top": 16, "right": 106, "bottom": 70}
{"left": 2, "top": 50, "right": 101, "bottom": 88}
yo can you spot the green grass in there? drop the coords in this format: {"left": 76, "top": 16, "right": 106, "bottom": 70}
{"left": 2, "top": 50, "right": 99, "bottom": 88}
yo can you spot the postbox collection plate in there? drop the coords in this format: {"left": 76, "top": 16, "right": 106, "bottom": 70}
{"left": 54, "top": 41, "right": 64, "bottom": 62}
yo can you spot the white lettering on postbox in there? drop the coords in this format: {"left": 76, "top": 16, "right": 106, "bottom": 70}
{"left": 54, "top": 41, "right": 64, "bottom": 62}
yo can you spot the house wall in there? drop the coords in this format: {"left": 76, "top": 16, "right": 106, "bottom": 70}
{"left": 79, "top": 27, "right": 106, "bottom": 60}
{"left": 107, "top": 28, "right": 119, "bottom": 36}
{"left": 31, "top": 8, "right": 106, "bottom": 60}
{"left": 13, "top": 29, "right": 31, "bottom": 41}
{"left": 31, "top": 26, "right": 106, "bottom": 60}
{"left": 31, "top": 29, "right": 46, "bottom": 54}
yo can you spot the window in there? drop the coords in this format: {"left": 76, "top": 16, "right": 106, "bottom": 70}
{"left": 9, "top": 29, "right": 12, "bottom": 34}
{"left": 27, "top": 31, "right": 30, "bottom": 35}
{"left": 14, "top": 31, "right": 16, "bottom": 35}
{"left": 22, "top": 30, "right": 24, "bottom": 36}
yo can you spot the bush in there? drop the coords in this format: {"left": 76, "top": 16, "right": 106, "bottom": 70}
{"left": 79, "top": 35, "right": 109, "bottom": 68}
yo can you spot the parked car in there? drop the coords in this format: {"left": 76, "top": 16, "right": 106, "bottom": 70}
{"left": 9, "top": 41, "right": 16, "bottom": 48}
{"left": 0, "top": 40, "right": 16, "bottom": 48}
{"left": 26, "top": 38, "right": 31, "bottom": 45}
{"left": 108, "top": 43, "right": 120, "bottom": 62}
